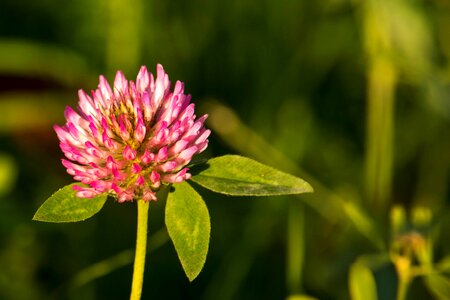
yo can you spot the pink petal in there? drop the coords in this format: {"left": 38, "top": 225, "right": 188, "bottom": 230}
{"left": 78, "top": 90, "right": 97, "bottom": 117}
{"left": 134, "top": 116, "right": 146, "bottom": 143}
{"left": 76, "top": 191, "right": 98, "bottom": 198}
{"left": 73, "top": 186, "right": 98, "bottom": 198}
{"left": 162, "top": 168, "right": 190, "bottom": 183}
{"left": 132, "top": 163, "right": 142, "bottom": 174}
{"left": 150, "top": 171, "right": 160, "bottom": 183}
{"left": 64, "top": 106, "right": 86, "bottom": 128}
{"left": 156, "top": 146, "right": 168, "bottom": 162}
{"left": 156, "top": 161, "right": 177, "bottom": 172}
{"left": 141, "top": 149, "right": 155, "bottom": 164}
{"left": 183, "top": 115, "right": 208, "bottom": 139}
{"left": 129, "top": 81, "right": 140, "bottom": 113}
{"left": 114, "top": 71, "right": 128, "bottom": 98}
{"left": 196, "top": 140, "right": 209, "bottom": 153}
{"left": 177, "top": 103, "right": 195, "bottom": 123}
{"left": 119, "top": 115, "right": 131, "bottom": 141}
{"left": 136, "top": 175, "right": 145, "bottom": 186}
{"left": 143, "top": 190, "right": 157, "bottom": 201}
{"left": 136, "top": 66, "right": 150, "bottom": 93}
{"left": 62, "top": 159, "right": 86, "bottom": 175}
{"left": 195, "top": 129, "right": 211, "bottom": 145}
{"left": 118, "top": 190, "right": 134, "bottom": 203}
{"left": 54, "top": 125, "right": 74, "bottom": 144}
{"left": 168, "top": 139, "right": 189, "bottom": 156}
{"left": 111, "top": 183, "right": 121, "bottom": 194}
{"left": 112, "top": 168, "right": 126, "bottom": 181}
{"left": 89, "top": 122, "right": 100, "bottom": 140}
{"left": 178, "top": 146, "right": 198, "bottom": 162}
{"left": 173, "top": 80, "right": 184, "bottom": 95}
{"left": 98, "top": 75, "right": 113, "bottom": 103}
{"left": 90, "top": 180, "right": 111, "bottom": 192}
{"left": 101, "top": 117, "right": 114, "bottom": 136}
{"left": 142, "top": 91, "right": 153, "bottom": 122}
{"left": 102, "top": 131, "right": 118, "bottom": 150}
{"left": 123, "top": 145, "right": 137, "bottom": 160}
{"left": 152, "top": 64, "right": 169, "bottom": 109}
{"left": 85, "top": 141, "right": 104, "bottom": 158}
{"left": 106, "top": 156, "right": 118, "bottom": 170}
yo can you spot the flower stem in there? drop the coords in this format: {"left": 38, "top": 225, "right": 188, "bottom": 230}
{"left": 130, "top": 200, "right": 150, "bottom": 300}
{"left": 396, "top": 277, "right": 410, "bottom": 300}
{"left": 394, "top": 256, "right": 411, "bottom": 300}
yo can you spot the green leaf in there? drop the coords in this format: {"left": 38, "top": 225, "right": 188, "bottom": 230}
{"left": 424, "top": 274, "right": 450, "bottom": 300}
{"left": 349, "top": 258, "right": 378, "bottom": 300}
{"left": 191, "top": 155, "right": 313, "bottom": 196}
{"left": 33, "top": 184, "right": 108, "bottom": 223}
{"left": 165, "top": 181, "right": 210, "bottom": 281}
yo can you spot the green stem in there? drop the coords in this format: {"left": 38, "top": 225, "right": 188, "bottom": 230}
{"left": 394, "top": 256, "right": 411, "bottom": 300}
{"left": 365, "top": 57, "right": 396, "bottom": 214}
{"left": 130, "top": 200, "right": 150, "bottom": 300}
{"left": 396, "top": 277, "right": 410, "bottom": 300}
{"left": 363, "top": 0, "right": 398, "bottom": 214}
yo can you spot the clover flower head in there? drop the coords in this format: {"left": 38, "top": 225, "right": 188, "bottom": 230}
{"left": 55, "top": 64, "right": 210, "bottom": 202}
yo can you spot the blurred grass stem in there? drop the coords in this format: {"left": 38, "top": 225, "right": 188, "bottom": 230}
{"left": 287, "top": 201, "right": 305, "bottom": 294}
{"left": 69, "top": 228, "right": 169, "bottom": 290}
{"left": 363, "top": 0, "right": 398, "bottom": 214}
{"left": 366, "top": 58, "right": 396, "bottom": 213}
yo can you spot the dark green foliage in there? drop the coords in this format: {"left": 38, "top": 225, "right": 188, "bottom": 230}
{"left": 0, "top": 0, "right": 449, "bottom": 299}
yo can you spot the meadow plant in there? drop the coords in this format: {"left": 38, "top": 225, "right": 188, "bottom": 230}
{"left": 33, "top": 65, "right": 312, "bottom": 299}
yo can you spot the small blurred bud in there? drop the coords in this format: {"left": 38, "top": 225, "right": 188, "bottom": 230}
{"left": 411, "top": 206, "right": 432, "bottom": 228}
{"left": 390, "top": 205, "right": 407, "bottom": 235}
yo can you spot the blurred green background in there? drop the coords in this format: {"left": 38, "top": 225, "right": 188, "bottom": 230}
{"left": 0, "top": 0, "right": 449, "bottom": 299}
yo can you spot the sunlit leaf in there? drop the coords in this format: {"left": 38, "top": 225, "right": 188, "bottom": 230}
{"left": 349, "top": 259, "right": 378, "bottom": 300}
{"left": 191, "top": 155, "right": 313, "bottom": 196}
{"left": 165, "top": 181, "right": 210, "bottom": 281}
{"left": 33, "top": 184, "right": 108, "bottom": 223}
{"left": 424, "top": 274, "right": 450, "bottom": 300}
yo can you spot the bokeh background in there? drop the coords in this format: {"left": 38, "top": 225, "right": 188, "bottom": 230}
{"left": 0, "top": 0, "right": 449, "bottom": 299}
